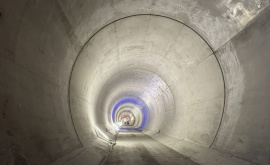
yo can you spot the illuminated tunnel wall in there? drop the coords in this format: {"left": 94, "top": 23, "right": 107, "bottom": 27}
{"left": 1, "top": 1, "right": 270, "bottom": 165}
{"left": 112, "top": 97, "right": 148, "bottom": 130}
{"left": 70, "top": 15, "right": 223, "bottom": 146}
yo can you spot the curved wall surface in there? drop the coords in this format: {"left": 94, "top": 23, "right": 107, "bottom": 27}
{"left": 70, "top": 15, "right": 224, "bottom": 147}
{"left": 0, "top": 0, "right": 270, "bottom": 164}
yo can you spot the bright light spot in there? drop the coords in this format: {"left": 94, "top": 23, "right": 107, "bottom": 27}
{"left": 112, "top": 123, "right": 120, "bottom": 131}
{"left": 118, "top": 122, "right": 123, "bottom": 126}
{"left": 112, "top": 122, "right": 123, "bottom": 131}
{"left": 95, "top": 126, "right": 109, "bottom": 140}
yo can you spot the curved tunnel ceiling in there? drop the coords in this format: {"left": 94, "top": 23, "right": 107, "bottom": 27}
{"left": 70, "top": 15, "right": 224, "bottom": 146}
{"left": 1, "top": 1, "right": 270, "bottom": 164}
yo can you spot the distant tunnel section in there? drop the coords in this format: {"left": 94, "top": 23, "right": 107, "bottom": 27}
{"left": 69, "top": 15, "right": 224, "bottom": 147}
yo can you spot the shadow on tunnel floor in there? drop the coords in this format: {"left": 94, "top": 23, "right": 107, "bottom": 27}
{"left": 105, "top": 132, "right": 199, "bottom": 165}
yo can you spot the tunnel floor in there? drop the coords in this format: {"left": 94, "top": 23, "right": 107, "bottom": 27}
{"left": 105, "top": 132, "right": 198, "bottom": 165}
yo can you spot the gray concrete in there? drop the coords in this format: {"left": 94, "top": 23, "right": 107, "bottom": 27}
{"left": 0, "top": 0, "right": 270, "bottom": 165}
{"left": 105, "top": 132, "right": 198, "bottom": 165}
{"left": 51, "top": 138, "right": 111, "bottom": 165}
{"left": 146, "top": 131, "right": 253, "bottom": 165}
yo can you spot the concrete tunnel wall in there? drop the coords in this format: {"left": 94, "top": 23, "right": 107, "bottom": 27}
{"left": 70, "top": 14, "right": 224, "bottom": 145}
{"left": 0, "top": 0, "right": 270, "bottom": 165}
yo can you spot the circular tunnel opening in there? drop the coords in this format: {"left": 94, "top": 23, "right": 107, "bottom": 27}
{"left": 98, "top": 68, "right": 175, "bottom": 133}
{"left": 69, "top": 14, "right": 224, "bottom": 147}
{"left": 112, "top": 97, "right": 148, "bottom": 130}
{"left": 3, "top": 1, "right": 270, "bottom": 164}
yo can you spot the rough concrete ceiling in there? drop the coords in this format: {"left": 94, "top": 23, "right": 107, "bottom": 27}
{"left": 0, "top": 0, "right": 270, "bottom": 164}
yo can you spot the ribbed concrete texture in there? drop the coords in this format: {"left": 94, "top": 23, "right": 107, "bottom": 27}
{"left": 0, "top": 0, "right": 270, "bottom": 165}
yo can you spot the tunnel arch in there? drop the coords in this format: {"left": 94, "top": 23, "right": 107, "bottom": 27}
{"left": 69, "top": 14, "right": 225, "bottom": 147}
{"left": 112, "top": 97, "right": 148, "bottom": 130}
{"left": 2, "top": 1, "right": 270, "bottom": 164}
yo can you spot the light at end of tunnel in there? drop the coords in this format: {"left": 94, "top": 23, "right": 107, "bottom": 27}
{"left": 95, "top": 126, "right": 109, "bottom": 140}
{"left": 112, "top": 97, "right": 148, "bottom": 130}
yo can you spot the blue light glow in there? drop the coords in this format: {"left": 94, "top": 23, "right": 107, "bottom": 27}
{"left": 112, "top": 97, "right": 148, "bottom": 130}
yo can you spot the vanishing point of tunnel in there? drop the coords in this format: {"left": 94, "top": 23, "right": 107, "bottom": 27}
{"left": 1, "top": 1, "right": 270, "bottom": 165}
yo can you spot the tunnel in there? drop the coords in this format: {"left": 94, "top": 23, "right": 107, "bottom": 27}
{"left": 1, "top": 0, "right": 270, "bottom": 164}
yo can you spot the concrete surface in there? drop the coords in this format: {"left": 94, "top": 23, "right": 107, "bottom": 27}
{"left": 146, "top": 131, "right": 252, "bottom": 165}
{"left": 105, "top": 132, "right": 198, "bottom": 165}
{"left": 51, "top": 138, "right": 111, "bottom": 165}
{"left": 0, "top": 0, "right": 270, "bottom": 165}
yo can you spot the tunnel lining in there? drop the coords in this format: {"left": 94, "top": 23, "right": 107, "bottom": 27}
{"left": 68, "top": 14, "right": 226, "bottom": 148}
